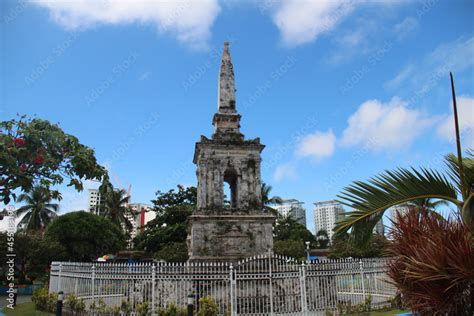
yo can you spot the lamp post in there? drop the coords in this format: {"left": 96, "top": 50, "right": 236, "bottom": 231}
{"left": 305, "top": 241, "right": 310, "bottom": 262}
{"left": 56, "top": 291, "right": 64, "bottom": 316}
{"left": 187, "top": 293, "right": 194, "bottom": 316}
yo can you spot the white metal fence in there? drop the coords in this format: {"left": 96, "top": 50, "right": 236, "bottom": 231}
{"left": 49, "top": 255, "right": 395, "bottom": 315}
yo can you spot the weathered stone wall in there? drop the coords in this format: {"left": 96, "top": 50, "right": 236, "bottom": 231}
{"left": 188, "top": 214, "right": 274, "bottom": 261}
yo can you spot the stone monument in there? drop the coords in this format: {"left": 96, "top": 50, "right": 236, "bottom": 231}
{"left": 187, "top": 42, "right": 275, "bottom": 262}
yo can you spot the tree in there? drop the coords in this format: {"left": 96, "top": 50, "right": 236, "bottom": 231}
{"left": 133, "top": 185, "right": 196, "bottom": 261}
{"left": 102, "top": 188, "right": 134, "bottom": 232}
{"left": 45, "top": 211, "right": 126, "bottom": 261}
{"left": 407, "top": 198, "right": 449, "bottom": 214}
{"left": 274, "top": 215, "right": 316, "bottom": 245}
{"left": 273, "top": 215, "right": 316, "bottom": 259}
{"left": 335, "top": 152, "right": 474, "bottom": 242}
{"left": 16, "top": 186, "right": 59, "bottom": 232}
{"left": 315, "top": 230, "right": 330, "bottom": 249}
{"left": 0, "top": 232, "right": 66, "bottom": 283}
{"left": 261, "top": 183, "right": 282, "bottom": 213}
{"left": 328, "top": 232, "right": 389, "bottom": 259}
{"left": 0, "top": 116, "right": 106, "bottom": 204}
{"left": 274, "top": 240, "right": 306, "bottom": 259}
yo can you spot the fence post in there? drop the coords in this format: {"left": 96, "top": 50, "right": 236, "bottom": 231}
{"left": 229, "top": 264, "right": 236, "bottom": 316}
{"left": 58, "top": 264, "right": 63, "bottom": 293}
{"left": 152, "top": 264, "right": 156, "bottom": 316}
{"left": 91, "top": 265, "right": 96, "bottom": 304}
{"left": 359, "top": 260, "right": 366, "bottom": 301}
{"left": 299, "top": 262, "right": 307, "bottom": 315}
{"left": 268, "top": 254, "right": 273, "bottom": 316}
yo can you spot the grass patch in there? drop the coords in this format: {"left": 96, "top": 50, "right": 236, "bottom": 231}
{"left": 344, "top": 310, "right": 411, "bottom": 316}
{"left": 2, "top": 301, "right": 54, "bottom": 316}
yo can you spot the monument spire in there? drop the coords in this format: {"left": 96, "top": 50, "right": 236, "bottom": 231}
{"left": 218, "top": 41, "right": 236, "bottom": 113}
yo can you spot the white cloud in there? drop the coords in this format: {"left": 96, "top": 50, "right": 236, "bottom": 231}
{"left": 32, "top": 0, "right": 221, "bottom": 49}
{"left": 272, "top": 0, "right": 356, "bottom": 46}
{"left": 273, "top": 162, "right": 297, "bottom": 182}
{"left": 437, "top": 96, "right": 474, "bottom": 149}
{"left": 387, "top": 36, "right": 474, "bottom": 91}
{"left": 341, "top": 97, "right": 433, "bottom": 151}
{"left": 393, "top": 16, "right": 418, "bottom": 39}
{"left": 296, "top": 129, "right": 336, "bottom": 160}
{"left": 270, "top": 0, "right": 409, "bottom": 47}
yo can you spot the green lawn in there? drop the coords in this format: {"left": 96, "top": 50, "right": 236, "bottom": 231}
{"left": 2, "top": 302, "right": 53, "bottom": 316}
{"left": 369, "top": 311, "right": 411, "bottom": 316}
{"left": 344, "top": 311, "right": 411, "bottom": 316}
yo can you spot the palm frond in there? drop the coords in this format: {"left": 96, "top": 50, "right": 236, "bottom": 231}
{"left": 444, "top": 153, "right": 474, "bottom": 200}
{"left": 335, "top": 167, "right": 461, "bottom": 237}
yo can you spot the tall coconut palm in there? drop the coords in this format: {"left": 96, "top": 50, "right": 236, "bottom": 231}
{"left": 335, "top": 152, "right": 474, "bottom": 241}
{"left": 408, "top": 198, "right": 449, "bottom": 213}
{"left": 103, "top": 189, "right": 135, "bottom": 232}
{"left": 261, "top": 183, "right": 283, "bottom": 213}
{"left": 16, "top": 186, "right": 59, "bottom": 231}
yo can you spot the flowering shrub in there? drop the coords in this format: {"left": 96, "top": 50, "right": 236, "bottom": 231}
{"left": 387, "top": 210, "right": 474, "bottom": 315}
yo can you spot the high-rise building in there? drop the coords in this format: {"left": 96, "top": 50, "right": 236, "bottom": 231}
{"left": 373, "top": 218, "right": 384, "bottom": 236}
{"left": 313, "top": 200, "right": 345, "bottom": 241}
{"left": 273, "top": 199, "right": 306, "bottom": 227}
{"left": 128, "top": 203, "right": 154, "bottom": 239}
{"left": 390, "top": 204, "right": 411, "bottom": 221}
{"left": 88, "top": 189, "right": 102, "bottom": 215}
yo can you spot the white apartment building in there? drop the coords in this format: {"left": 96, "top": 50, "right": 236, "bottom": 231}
{"left": 273, "top": 199, "right": 307, "bottom": 227}
{"left": 313, "top": 200, "right": 345, "bottom": 241}
{"left": 373, "top": 218, "right": 384, "bottom": 236}
{"left": 390, "top": 204, "right": 411, "bottom": 221}
{"left": 88, "top": 189, "right": 102, "bottom": 215}
{"left": 128, "top": 203, "right": 154, "bottom": 239}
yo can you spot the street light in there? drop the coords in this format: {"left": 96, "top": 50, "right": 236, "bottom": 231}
{"left": 187, "top": 293, "right": 194, "bottom": 316}
{"left": 56, "top": 291, "right": 64, "bottom": 316}
{"left": 305, "top": 241, "right": 310, "bottom": 262}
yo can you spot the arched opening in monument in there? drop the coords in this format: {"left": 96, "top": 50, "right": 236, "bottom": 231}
{"left": 223, "top": 169, "right": 238, "bottom": 208}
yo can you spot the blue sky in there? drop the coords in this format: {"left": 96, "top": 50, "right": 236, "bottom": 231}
{"left": 2, "top": 0, "right": 473, "bottom": 233}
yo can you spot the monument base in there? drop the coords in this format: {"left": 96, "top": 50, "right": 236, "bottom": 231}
{"left": 187, "top": 212, "right": 275, "bottom": 262}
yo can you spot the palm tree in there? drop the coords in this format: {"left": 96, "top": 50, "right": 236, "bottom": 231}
{"left": 261, "top": 183, "right": 283, "bottom": 213}
{"left": 335, "top": 152, "right": 474, "bottom": 241}
{"left": 16, "top": 186, "right": 59, "bottom": 232}
{"left": 407, "top": 198, "right": 449, "bottom": 213}
{"left": 103, "top": 189, "right": 135, "bottom": 232}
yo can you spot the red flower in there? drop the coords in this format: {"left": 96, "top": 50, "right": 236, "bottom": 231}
{"left": 19, "top": 163, "right": 27, "bottom": 172}
{"left": 33, "top": 155, "right": 45, "bottom": 165}
{"left": 13, "top": 138, "right": 26, "bottom": 147}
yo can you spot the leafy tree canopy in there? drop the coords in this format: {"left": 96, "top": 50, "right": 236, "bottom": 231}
{"left": 328, "top": 232, "right": 389, "bottom": 259}
{"left": 0, "top": 116, "right": 106, "bottom": 204}
{"left": 274, "top": 215, "right": 317, "bottom": 246}
{"left": 0, "top": 232, "right": 66, "bottom": 283}
{"left": 133, "top": 185, "right": 196, "bottom": 259}
{"left": 273, "top": 240, "right": 306, "bottom": 259}
{"left": 45, "top": 211, "right": 126, "bottom": 261}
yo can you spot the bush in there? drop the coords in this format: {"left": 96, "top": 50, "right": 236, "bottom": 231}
{"left": 65, "top": 294, "right": 86, "bottom": 315}
{"left": 32, "top": 287, "right": 57, "bottom": 313}
{"left": 156, "top": 303, "right": 187, "bottom": 316}
{"left": 387, "top": 210, "right": 474, "bottom": 315}
{"left": 136, "top": 301, "right": 150, "bottom": 316}
{"left": 45, "top": 211, "right": 126, "bottom": 261}
{"left": 197, "top": 297, "right": 219, "bottom": 316}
